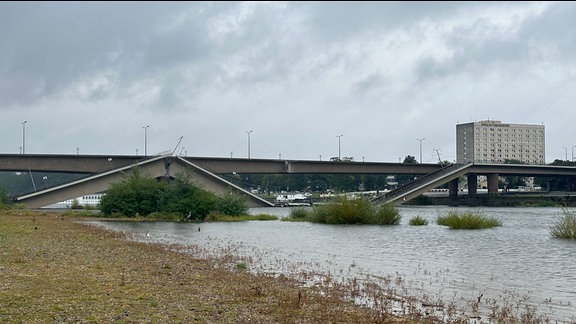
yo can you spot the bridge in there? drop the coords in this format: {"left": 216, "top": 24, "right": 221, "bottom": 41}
{"left": 1, "top": 153, "right": 576, "bottom": 208}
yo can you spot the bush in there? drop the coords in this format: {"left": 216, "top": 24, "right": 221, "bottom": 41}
{"left": 99, "top": 167, "right": 247, "bottom": 220}
{"left": 215, "top": 192, "right": 248, "bottom": 216}
{"left": 288, "top": 207, "right": 310, "bottom": 220}
{"left": 308, "top": 197, "right": 372, "bottom": 224}
{"left": 100, "top": 169, "right": 164, "bottom": 217}
{"left": 70, "top": 199, "right": 82, "bottom": 209}
{"left": 0, "top": 186, "right": 12, "bottom": 209}
{"left": 550, "top": 208, "right": 576, "bottom": 239}
{"left": 436, "top": 210, "right": 502, "bottom": 229}
{"left": 304, "top": 197, "right": 400, "bottom": 225}
{"left": 409, "top": 215, "right": 428, "bottom": 226}
{"left": 373, "top": 203, "right": 401, "bottom": 225}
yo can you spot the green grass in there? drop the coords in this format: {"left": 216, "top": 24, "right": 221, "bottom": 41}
{"left": 409, "top": 215, "right": 428, "bottom": 226}
{"left": 283, "top": 198, "right": 400, "bottom": 225}
{"left": 288, "top": 207, "right": 309, "bottom": 219}
{"left": 550, "top": 208, "right": 576, "bottom": 239}
{"left": 436, "top": 210, "right": 502, "bottom": 229}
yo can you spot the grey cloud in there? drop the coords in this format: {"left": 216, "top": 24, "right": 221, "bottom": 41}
{"left": 0, "top": 2, "right": 211, "bottom": 106}
{"left": 413, "top": 3, "right": 576, "bottom": 84}
{"left": 295, "top": 1, "right": 471, "bottom": 41}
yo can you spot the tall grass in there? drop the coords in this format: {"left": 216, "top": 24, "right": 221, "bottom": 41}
{"left": 372, "top": 203, "right": 401, "bottom": 225}
{"left": 409, "top": 215, "right": 428, "bottom": 226}
{"left": 437, "top": 210, "right": 502, "bottom": 229}
{"left": 286, "top": 207, "right": 309, "bottom": 222}
{"left": 285, "top": 197, "right": 400, "bottom": 225}
{"left": 550, "top": 208, "right": 576, "bottom": 239}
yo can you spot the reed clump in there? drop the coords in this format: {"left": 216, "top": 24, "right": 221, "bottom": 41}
{"left": 409, "top": 215, "right": 429, "bottom": 226}
{"left": 436, "top": 210, "right": 502, "bottom": 229}
{"left": 286, "top": 197, "right": 400, "bottom": 225}
{"left": 550, "top": 208, "right": 576, "bottom": 239}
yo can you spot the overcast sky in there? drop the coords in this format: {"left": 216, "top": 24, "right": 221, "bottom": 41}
{"left": 1, "top": 2, "right": 575, "bottom": 163}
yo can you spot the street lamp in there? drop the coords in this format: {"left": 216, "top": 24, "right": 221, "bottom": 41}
{"left": 336, "top": 134, "right": 343, "bottom": 160}
{"left": 21, "top": 121, "right": 27, "bottom": 154}
{"left": 246, "top": 130, "right": 253, "bottom": 158}
{"left": 143, "top": 125, "right": 149, "bottom": 156}
{"left": 417, "top": 138, "right": 426, "bottom": 163}
{"left": 563, "top": 146, "right": 568, "bottom": 161}
{"left": 572, "top": 146, "right": 576, "bottom": 162}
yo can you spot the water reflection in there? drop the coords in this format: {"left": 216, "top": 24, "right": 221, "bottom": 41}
{"left": 86, "top": 206, "right": 576, "bottom": 322}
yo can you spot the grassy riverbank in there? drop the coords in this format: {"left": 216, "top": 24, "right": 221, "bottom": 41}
{"left": 1, "top": 209, "right": 405, "bottom": 323}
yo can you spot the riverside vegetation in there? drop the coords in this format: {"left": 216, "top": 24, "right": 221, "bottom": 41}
{"left": 436, "top": 210, "right": 502, "bottom": 229}
{"left": 285, "top": 197, "right": 401, "bottom": 225}
{"left": 2, "top": 206, "right": 567, "bottom": 323}
{"left": 0, "top": 210, "right": 393, "bottom": 323}
{"left": 2, "top": 174, "right": 576, "bottom": 322}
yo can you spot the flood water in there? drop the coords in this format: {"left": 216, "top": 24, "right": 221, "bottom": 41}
{"left": 85, "top": 206, "right": 576, "bottom": 322}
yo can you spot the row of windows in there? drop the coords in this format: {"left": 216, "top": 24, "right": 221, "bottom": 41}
{"left": 474, "top": 127, "right": 544, "bottom": 133}
{"left": 477, "top": 149, "right": 542, "bottom": 153}
{"left": 474, "top": 143, "right": 544, "bottom": 148}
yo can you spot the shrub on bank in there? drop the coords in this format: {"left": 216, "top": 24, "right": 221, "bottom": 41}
{"left": 99, "top": 167, "right": 248, "bottom": 220}
{"left": 0, "top": 186, "right": 10, "bottom": 208}
{"left": 550, "top": 208, "right": 576, "bottom": 239}
{"left": 436, "top": 210, "right": 502, "bottom": 229}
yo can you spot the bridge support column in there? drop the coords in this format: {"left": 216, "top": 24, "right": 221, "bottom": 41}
{"left": 448, "top": 179, "right": 459, "bottom": 199}
{"left": 567, "top": 176, "right": 576, "bottom": 191}
{"left": 487, "top": 174, "right": 499, "bottom": 194}
{"left": 467, "top": 174, "right": 477, "bottom": 197}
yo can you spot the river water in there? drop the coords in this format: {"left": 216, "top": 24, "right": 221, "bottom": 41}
{"left": 85, "top": 206, "right": 576, "bottom": 322}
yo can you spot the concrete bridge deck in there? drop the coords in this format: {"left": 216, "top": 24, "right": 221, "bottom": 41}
{"left": 2, "top": 154, "right": 576, "bottom": 208}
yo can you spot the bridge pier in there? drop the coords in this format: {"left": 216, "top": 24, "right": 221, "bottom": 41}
{"left": 487, "top": 173, "right": 499, "bottom": 193}
{"left": 448, "top": 179, "right": 459, "bottom": 199}
{"left": 467, "top": 174, "right": 477, "bottom": 197}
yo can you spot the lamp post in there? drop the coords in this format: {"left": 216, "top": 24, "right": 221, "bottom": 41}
{"left": 336, "top": 134, "right": 343, "bottom": 160}
{"left": 143, "top": 125, "right": 149, "bottom": 156}
{"left": 21, "top": 121, "right": 27, "bottom": 154}
{"left": 417, "top": 138, "right": 426, "bottom": 163}
{"left": 572, "top": 146, "right": 576, "bottom": 162}
{"left": 563, "top": 146, "right": 568, "bottom": 161}
{"left": 246, "top": 130, "right": 253, "bottom": 158}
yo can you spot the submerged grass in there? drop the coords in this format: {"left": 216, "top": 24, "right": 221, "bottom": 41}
{"left": 436, "top": 210, "right": 502, "bottom": 229}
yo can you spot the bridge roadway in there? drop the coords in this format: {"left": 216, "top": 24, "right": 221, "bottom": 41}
{"left": 1, "top": 154, "right": 576, "bottom": 208}
{"left": 0, "top": 154, "right": 443, "bottom": 174}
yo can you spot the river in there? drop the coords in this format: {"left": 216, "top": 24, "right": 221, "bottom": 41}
{"left": 85, "top": 206, "right": 576, "bottom": 322}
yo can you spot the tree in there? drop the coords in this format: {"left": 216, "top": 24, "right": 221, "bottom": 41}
{"left": 403, "top": 155, "right": 417, "bottom": 164}
{"left": 99, "top": 167, "right": 248, "bottom": 219}
{"left": 502, "top": 159, "right": 527, "bottom": 189}
{"left": 100, "top": 168, "right": 164, "bottom": 216}
{"left": 533, "top": 160, "right": 576, "bottom": 191}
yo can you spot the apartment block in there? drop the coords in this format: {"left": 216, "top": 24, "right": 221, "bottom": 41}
{"left": 456, "top": 120, "right": 545, "bottom": 164}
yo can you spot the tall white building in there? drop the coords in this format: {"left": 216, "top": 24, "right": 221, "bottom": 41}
{"left": 456, "top": 120, "right": 545, "bottom": 164}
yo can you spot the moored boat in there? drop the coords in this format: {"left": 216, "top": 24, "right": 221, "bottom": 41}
{"left": 274, "top": 193, "right": 313, "bottom": 207}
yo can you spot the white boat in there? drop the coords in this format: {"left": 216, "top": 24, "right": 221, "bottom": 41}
{"left": 274, "top": 193, "right": 313, "bottom": 207}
